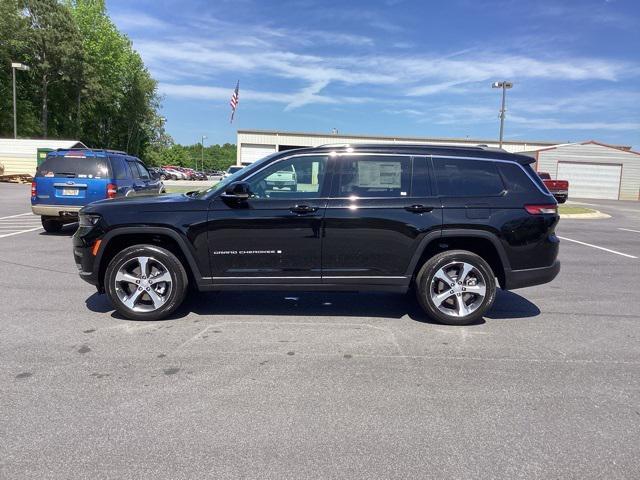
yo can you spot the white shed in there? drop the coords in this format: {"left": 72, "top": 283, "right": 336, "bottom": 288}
{"left": 0, "top": 138, "right": 87, "bottom": 176}
{"left": 528, "top": 141, "right": 640, "bottom": 201}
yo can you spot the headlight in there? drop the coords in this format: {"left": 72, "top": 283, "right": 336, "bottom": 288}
{"left": 79, "top": 214, "right": 101, "bottom": 227}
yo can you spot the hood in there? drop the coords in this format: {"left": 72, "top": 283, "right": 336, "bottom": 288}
{"left": 81, "top": 193, "right": 205, "bottom": 214}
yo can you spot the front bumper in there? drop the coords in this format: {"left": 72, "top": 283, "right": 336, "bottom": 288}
{"left": 72, "top": 230, "right": 101, "bottom": 287}
{"left": 504, "top": 260, "right": 561, "bottom": 290}
{"left": 32, "top": 204, "right": 82, "bottom": 217}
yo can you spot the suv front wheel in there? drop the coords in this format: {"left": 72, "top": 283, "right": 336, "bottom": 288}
{"left": 104, "top": 244, "right": 188, "bottom": 321}
{"left": 415, "top": 250, "right": 496, "bottom": 325}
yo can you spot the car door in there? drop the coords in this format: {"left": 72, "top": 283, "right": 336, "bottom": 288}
{"left": 207, "top": 154, "right": 330, "bottom": 284}
{"left": 135, "top": 161, "right": 160, "bottom": 194}
{"left": 126, "top": 159, "right": 147, "bottom": 196}
{"left": 321, "top": 154, "right": 442, "bottom": 286}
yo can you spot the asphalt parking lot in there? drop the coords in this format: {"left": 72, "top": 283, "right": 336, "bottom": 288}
{"left": 1, "top": 182, "right": 639, "bottom": 479}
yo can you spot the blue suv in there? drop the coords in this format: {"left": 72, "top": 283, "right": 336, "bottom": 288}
{"left": 31, "top": 149, "right": 164, "bottom": 232}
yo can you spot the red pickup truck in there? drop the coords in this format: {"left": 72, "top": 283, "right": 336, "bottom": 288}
{"left": 538, "top": 172, "right": 568, "bottom": 203}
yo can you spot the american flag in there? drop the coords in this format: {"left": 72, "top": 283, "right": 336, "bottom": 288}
{"left": 229, "top": 80, "right": 239, "bottom": 123}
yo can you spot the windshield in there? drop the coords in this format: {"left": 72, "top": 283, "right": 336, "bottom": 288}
{"left": 197, "top": 154, "right": 279, "bottom": 197}
{"left": 36, "top": 156, "right": 111, "bottom": 179}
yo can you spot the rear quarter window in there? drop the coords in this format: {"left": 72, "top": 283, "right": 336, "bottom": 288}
{"left": 498, "top": 162, "right": 540, "bottom": 194}
{"left": 434, "top": 158, "right": 504, "bottom": 196}
{"left": 36, "top": 156, "right": 111, "bottom": 179}
{"left": 523, "top": 164, "right": 551, "bottom": 193}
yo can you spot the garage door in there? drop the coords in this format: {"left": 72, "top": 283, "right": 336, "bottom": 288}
{"left": 557, "top": 162, "right": 621, "bottom": 200}
{"left": 240, "top": 144, "right": 276, "bottom": 164}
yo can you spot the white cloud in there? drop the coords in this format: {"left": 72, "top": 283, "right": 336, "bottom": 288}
{"left": 120, "top": 10, "right": 640, "bottom": 133}
{"left": 509, "top": 116, "right": 640, "bottom": 131}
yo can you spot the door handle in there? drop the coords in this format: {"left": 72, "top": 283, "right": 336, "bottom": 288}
{"left": 290, "top": 205, "right": 319, "bottom": 214}
{"left": 404, "top": 204, "right": 433, "bottom": 213}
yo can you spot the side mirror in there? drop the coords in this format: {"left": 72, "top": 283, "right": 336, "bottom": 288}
{"left": 222, "top": 181, "right": 251, "bottom": 200}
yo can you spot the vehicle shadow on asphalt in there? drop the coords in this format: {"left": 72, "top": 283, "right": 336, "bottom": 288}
{"left": 85, "top": 289, "right": 540, "bottom": 325}
{"left": 38, "top": 223, "right": 78, "bottom": 236}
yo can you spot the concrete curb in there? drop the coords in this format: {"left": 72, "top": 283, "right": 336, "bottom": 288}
{"left": 560, "top": 209, "right": 611, "bottom": 219}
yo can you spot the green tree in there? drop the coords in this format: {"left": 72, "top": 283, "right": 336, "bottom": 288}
{"left": 69, "top": 0, "right": 163, "bottom": 156}
{"left": 21, "top": 0, "right": 82, "bottom": 138}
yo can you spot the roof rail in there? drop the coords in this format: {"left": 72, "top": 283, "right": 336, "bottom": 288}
{"left": 55, "top": 147, "right": 128, "bottom": 155}
{"left": 316, "top": 142, "right": 506, "bottom": 152}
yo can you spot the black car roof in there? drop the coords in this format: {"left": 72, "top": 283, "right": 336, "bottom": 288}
{"left": 275, "top": 143, "right": 535, "bottom": 165}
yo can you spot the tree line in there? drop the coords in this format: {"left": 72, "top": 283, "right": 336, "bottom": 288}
{"left": 0, "top": 0, "right": 236, "bottom": 170}
{"left": 145, "top": 143, "right": 237, "bottom": 171}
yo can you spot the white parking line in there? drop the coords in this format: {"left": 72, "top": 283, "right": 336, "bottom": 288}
{"left": 0, "top": 226, "right": 43, "bottom": 239}
{"left": 558, "top": 236, "right": 638, "bottom": 259}
{"left": 0, "top": 212, "right": 34, "bottom": 220}
{"left": 618, "top": 228, "right": 640, "bottom": 234}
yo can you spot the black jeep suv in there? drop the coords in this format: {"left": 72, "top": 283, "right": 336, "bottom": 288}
{"left": 73, "top": 144, "right": 560, "bottom": 325}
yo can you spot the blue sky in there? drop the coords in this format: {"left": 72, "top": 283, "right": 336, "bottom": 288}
{"left": 107, "top": 0, "right": 640, "bottom": 148}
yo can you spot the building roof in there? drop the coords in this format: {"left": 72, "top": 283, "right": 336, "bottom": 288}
{"left": 0, "top": 138, "right": 87, "bottom": 157}
{"left": 238, "top": 129, "right": 570, "bottom": 147}
{"left": 271, "top": 143, "right": 537, "bottom": 165}
{"left": 525, "top": 140, "right": 638, "bottom": 156}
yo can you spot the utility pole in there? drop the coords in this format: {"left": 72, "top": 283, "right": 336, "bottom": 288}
{"left": 11, "top": 62, "right": 30, "bottom": 139}
{"left": 200, "top": 135, "right": 207, "bottom": 171}
{"left": 491, "top": 81, "right": 513, "bottom": 148}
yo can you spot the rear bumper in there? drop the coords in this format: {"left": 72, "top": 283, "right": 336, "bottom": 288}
{"left": 504, "top": 261, "right": 560, "bottom": 290}
{"left": 32, "top": 204, "right": 82, "bottom": 217}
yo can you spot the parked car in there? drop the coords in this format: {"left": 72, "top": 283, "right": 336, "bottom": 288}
{"left": 538, "top": 172, "right": 569, "bottom": 203}
{"left": 73, "top": 143, "right": 560, "bottom": 324}
{"left": 206, "top": 170, "right": 224, "bottom": 181}
{"left": 265, "top": 164, "right": 297, "bottom": 191}
{"left": 223, "top": 165, "right": 244, "bottom": 178}
{"left": 162, "top": 167, "right": 186, "bottom": 180}
{"left": 32, "top": 148, "right": 164, "bottom": 233}
{"left": 148, "top": 167, "right": 169, "bottom": 180}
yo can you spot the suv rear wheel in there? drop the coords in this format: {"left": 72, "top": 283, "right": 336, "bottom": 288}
{"left": 104, "top": 245, "right": 188, "bottom": 321}
{"left": 415, "top": 250, "right": 496, "bottom": 325}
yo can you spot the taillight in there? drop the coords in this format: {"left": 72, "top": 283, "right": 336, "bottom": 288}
{"left": 107, "top": 183, "right": 117, "bottom": 199}
{"left": 525, "top": 204, "right": 557, "bottom": 215}
{"left": 31, "top": 181, "right": 37, "bottom": 198}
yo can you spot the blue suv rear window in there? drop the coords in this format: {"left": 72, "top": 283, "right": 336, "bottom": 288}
{"left": 36, "top": 156, "right": 111, "bottom": 179}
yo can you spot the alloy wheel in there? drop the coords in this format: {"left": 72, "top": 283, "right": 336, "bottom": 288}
{"left": 430, "top": 261, "right": 487, "bottom": 318}
{"left": 114, "top": 256, "right": 173, "bottom": 312}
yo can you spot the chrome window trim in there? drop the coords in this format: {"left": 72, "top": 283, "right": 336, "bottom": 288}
{"left": 233, "top": 151, "right": 553, "bottom": 200}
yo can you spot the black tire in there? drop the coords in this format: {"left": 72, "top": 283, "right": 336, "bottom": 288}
{"left": 41, "top": 217, "right": 63, "bottom": 233}
{"left": 557, "top": 197, "right": 567, "bottom": 204}
{"left": 415, "top": 250, "right": 496, "bottom": 325}
{"left": 104, "top": 244, "right": 188, "bottom": 321}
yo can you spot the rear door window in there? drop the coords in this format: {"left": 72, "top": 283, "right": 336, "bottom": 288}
{"left": 36, "top": 156, "right": 111, "bottom": 179}
{"left": 336, "top": 155, "right": 411, "bottom": 198}
{"left": 127, "top": 161, "right": 142, "bottom": 180}
{"left": 434, "top": 158, "right": 505, "bottom": 196}
{"left": 110, "top": 157, "right": 129, "bottom": 180}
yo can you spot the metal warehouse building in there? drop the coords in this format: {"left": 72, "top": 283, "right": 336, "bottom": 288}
{"left": 0, "top": 138, "right": 86, "bottom": 176}
{"left": 237, "top": 130, "right": 638, "bottom": 201}
{"left": 236, "top": 129, "right": 563, "bottom": 164}
{"left": 527, "top": 141, "right": 640, "bottom": 200}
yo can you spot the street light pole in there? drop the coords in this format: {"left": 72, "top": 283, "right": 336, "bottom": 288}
{"left": 491, "top": 81, "right": 513, "bottom": 148}
{"left": 11, "top": 62, "right": 30, "bottom": 139}
{"left": 200, "top": 135, "right": 207, "bottom": 171}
